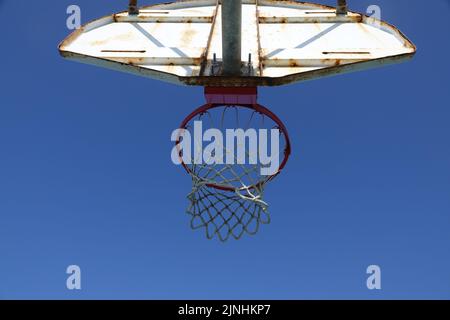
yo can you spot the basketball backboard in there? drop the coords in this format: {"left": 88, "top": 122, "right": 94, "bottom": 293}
{"left": 59, "top": 0, "right": 416, "bottom": 87}
{"left": 59, "top": 0, "right": 416, "bottom": 240}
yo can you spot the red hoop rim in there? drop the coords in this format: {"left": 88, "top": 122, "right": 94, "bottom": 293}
{"left": 176, "top": 103, "right": 291, "bottom": 192}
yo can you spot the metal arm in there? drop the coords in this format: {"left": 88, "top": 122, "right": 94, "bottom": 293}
{"left": 336, "top": 0, "right": 348, "bottom": 15}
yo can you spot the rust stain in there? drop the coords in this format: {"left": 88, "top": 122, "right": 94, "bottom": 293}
{"left": 91, "top": 39, "right": 108, "bottom": 46}
{"left": 289, "top": 59, "right": 298, "bottom": 68}
{"left": 180, "top": 25, "right": 198, "bottom": 47}
{"left": 118, "top": 57, "right": 146, "bottom": 66}
{"left": 90, "top": 32, "right": 134, "bottom": 47}
{"left": 150, "top": 21, "right": 161, "bottom": 33}
{"left": 166, "top": 64, "right": 175, "bottom": 73}
{"left": 192, "top": 57, "right": 202, "bottom": 65}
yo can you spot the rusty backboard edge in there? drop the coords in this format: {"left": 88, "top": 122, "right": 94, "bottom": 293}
{"left": 60, "top": 49, "right": 415, "bottom": 87}
{"left": 59, "top": 50, "right": 185, "bottom": 86}
{"left": 180, "top": 52, "right": 416, "bottom": 86}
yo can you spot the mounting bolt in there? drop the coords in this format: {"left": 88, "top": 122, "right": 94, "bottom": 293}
{"left": 129, "top": 0, "right": 139, "bottom": 15}
{"left": 336, "top": 0, "right": 348, "bottom": 15}
{"left": 211, "top": 53, "right": 220, "bottom": 76}
{"left": 247, "top": 53, "right": 253, "bottom": 76}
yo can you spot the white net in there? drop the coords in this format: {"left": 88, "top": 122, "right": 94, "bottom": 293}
{"left": 179, "top": 104, "right": 289, "bottom": 241}
{"left": 187, "top": 182, "right": 269, "bottom": 242}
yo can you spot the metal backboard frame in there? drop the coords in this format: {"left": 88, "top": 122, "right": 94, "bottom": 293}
{"left": 59, "top": 0, "right": 416, "bottom": 87}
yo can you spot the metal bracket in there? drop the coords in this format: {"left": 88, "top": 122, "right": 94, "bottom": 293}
{"left": 246, "top": 53, "right": 254, "bottom": 76}
{"left": 204, "top": 87, "right": 258, "bottom": 105}
{"left": 129, "top": 0, "right": 139, "bottom": 15}
{"left": 336, "top": 0, "right": 348, "bottom": 15}
{"left": 211, "top": 53, "right": 221, "bottom": 76}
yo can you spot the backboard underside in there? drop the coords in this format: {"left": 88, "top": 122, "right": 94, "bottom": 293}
{"left": 59, "top": 0, "right": 416, "bottom": 87}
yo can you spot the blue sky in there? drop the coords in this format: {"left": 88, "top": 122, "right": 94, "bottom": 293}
{"left": 0, "top": 0, "right": 449, "bottom": 299}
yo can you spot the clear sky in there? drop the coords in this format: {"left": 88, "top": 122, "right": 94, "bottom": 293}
{"left": 0, "top": 0, "right": 449, "bottom": 299}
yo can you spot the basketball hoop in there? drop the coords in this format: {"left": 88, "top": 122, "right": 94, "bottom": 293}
{"left": 176, "top": 87, "right": 291, "bottom": 241}
{"left": 59, "top": 0, "right": 415, "bottom": 241}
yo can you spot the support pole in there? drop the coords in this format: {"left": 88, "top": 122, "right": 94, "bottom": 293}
{"left": 336, "top": 0, "right": 348, "bottom": 15}
{"left": 221, "top": 0, "right": 242, "bottom": 76}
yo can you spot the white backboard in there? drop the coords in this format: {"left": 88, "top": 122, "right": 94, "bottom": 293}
{"left": 59, "top": 0, "right": 416, "bottom": 86}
